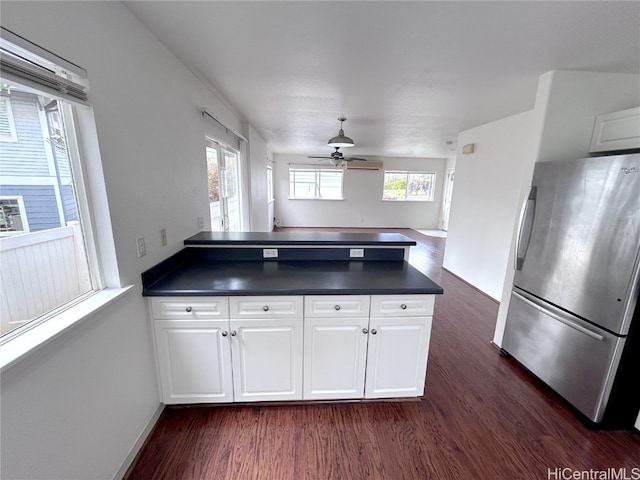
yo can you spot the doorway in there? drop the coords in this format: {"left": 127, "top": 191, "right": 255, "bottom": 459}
{"left": 206, "top": 138, "right": 242, "bottom": 231}
{"left": 441, "top": 168, "right": 455, "bottom": 231}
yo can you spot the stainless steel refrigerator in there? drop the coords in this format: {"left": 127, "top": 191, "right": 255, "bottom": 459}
{"left": 502, "top": 153, "right": 640, "bottom": 428}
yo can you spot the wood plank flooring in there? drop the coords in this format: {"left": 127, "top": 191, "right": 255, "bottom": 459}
{"left": 125, "top": 228, "right": 640, "bottom": 480}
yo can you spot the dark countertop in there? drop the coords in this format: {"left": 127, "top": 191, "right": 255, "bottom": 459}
{"left": 184, "top": 231, "right": 417, "bottom": 246}
{"left": 142, "top": 259, "right": 443, "bottom": 297}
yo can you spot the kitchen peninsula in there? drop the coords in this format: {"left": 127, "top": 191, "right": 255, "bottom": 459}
{"left": 142, "top": 232, "right": 443, "bottom": 404}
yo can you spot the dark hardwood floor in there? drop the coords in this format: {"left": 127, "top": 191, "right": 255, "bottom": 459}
{"left": 126, "top": 228, "right": 639, "bottom": 480}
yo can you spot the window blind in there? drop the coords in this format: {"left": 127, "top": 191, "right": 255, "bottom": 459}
{"left": 0, "top": 27, "right": 89, "bottom": 106}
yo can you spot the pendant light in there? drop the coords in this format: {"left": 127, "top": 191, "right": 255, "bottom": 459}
{"left": 327, "top": 117, "right": 355, "bottom": 148}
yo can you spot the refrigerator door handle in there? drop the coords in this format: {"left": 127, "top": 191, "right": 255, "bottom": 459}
{"left": 512, "top": 291, "right": 605, "bottom": 341}
{"left": 514, "top": 186, "right": 537, "bottom": 270}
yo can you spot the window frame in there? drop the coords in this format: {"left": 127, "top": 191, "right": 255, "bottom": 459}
{"left": 382, "top": 170, "right": 437, "bottom": 202}
{"left": 288, "top": 165, "right": 344, "bottom": 200}
{"left": 0, "top": 195, "right": 29, "bottom": 235}
{"left": 267, "top": 164, "right": 274, "bottom": 203}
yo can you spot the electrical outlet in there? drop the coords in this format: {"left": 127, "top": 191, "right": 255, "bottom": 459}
{"left": 136, "top": 236, "right": 146, "bottom": 258}
{"left": 160, "top": 228, "right": 167, "bottom": 247}
{"left": 197, "top": 216, "right": 204, "bottom": 230}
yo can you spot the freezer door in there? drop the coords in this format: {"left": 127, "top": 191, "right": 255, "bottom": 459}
{"left": 514, "top": 154, "right": 640, "bottom": 334}
{"left": 503, "top": 289, "right": 625, "bottom": 422}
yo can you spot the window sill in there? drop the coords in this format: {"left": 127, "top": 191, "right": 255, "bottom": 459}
{"left": 0, "top": 286, "right": 134, "bottom": 372}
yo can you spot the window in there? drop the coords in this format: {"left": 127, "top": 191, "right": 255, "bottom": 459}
{"left": 0, "top": 95, "right": 18, "bottom": 142}
{"left": 267, "top": 165, "right": 274, "bottom": 202}
{"left": 0, "top": 32, "right": 101, "bottom": 341}
{"left": 382, "top": 171, "right": 436, "bottom": 201}
{"left": 289, "top": 166, "right": 343, "bottom": 200}
{"left": 0, "top": 196, "right": 28, "bottom": 234}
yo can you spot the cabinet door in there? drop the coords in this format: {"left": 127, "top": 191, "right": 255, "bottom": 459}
{"left": 231, "top": 318, "right": 303, "bottom": 402}
{"left": 154, "top": 319, "right": 233, "bottom": 404}
{"left": 364, "top": 316, "right": 432, "bottom": 399}
{"left": 303, "top": 317, "right": 369, "bottom": 400}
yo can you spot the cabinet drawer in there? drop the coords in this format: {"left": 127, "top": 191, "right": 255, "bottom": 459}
{"left": 151, "top": 297, "right": 229, "bottom": 319}
{"left": 370, "top": 295, "right": 434, "bottom": 317}
{"left": 230, "top": 296, "right": 302, "bottom": 318}
{"left": 304, "top": 295, "right": 370, "bottom": 318}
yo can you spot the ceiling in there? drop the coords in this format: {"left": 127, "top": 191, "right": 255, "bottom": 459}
{"left": 125, "top": 1, "right": 640, "bottom": 158}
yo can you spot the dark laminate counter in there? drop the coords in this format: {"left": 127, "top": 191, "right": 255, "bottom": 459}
{"left": 142, "top": 259, "right": 443, "bottom": 296}
{"left": 143, "top": 232, "right": 442, "bottom": 297}
{"left": 185, "top": 231, "right": 417, "bottom": 247}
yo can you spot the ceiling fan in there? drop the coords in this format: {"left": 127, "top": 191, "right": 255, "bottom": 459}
{"left": 308, "top": 117, "right": 367, "bottom": 165}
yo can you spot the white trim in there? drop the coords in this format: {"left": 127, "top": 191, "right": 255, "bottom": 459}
{"left": 113, "top": 404, "right": 164, "bottom": 480}
{"left": 0, "top": 96, "right": 18, "bottom": 142}
{"left": 0, "top": 286, "right": 134, "bottom": 371}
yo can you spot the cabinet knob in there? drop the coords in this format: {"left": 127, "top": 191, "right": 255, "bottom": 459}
{"left": 371, "top": 329, "right": 378, "bottom": 335}
{"left": 185, "top": 306, "right": 193, "bottom": 313}
{"left": 263, "top": 305, "right": 270, "bottom": 312}
{"left": 400, "top": 304, "right": 407, "bottom": 310}
{"left": 221, "top": 331, "right": 228, "bottom": 337}
{"left": 231, "top": 330, "right": 237, "bottom": 336}
{"left": 362, "top": 328, "right": 368, "bottom": 334}
{"left": 335, "top": 305, "right": 341, "bottom": 311}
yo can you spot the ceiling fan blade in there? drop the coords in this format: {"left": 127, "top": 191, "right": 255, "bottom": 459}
{"left": 307, "top": 156, "right": 333, "bottom": 159}
{"left": 342, "top": 157, "right": 367, "bottom": 161}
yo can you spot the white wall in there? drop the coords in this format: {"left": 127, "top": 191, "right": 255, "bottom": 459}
{"left": 492, "top": 70, "right": 640, "bottom": 346}
{"left": 442, "top": 111, "right": 537, "bottom": 300}
{"left": 274, "top": 154, "right": 446, "bottom": 228}
{"left": 0, "top": 2, "right": 255, "bottom": 478}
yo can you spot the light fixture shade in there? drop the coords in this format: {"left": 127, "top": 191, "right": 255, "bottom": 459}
{"left": 328, "top": 128, "right": 355, "bottom": 148}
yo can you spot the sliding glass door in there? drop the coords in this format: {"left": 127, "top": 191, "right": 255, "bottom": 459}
{"left": 206, "top": 139, "right": 242, "bottom": 231}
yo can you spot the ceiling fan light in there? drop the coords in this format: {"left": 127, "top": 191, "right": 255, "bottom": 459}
{"left": 328, "top": 129, "right": 355, "bottom": 148}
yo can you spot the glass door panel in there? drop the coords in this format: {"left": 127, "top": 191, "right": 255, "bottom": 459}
{"left": 222, "top": 148, "right": 241, "bottom": 232}
{"left": 206, "top": 144, "right": 222, "bottom": 231}
{"left": 206, "top": 139, "right": 242, "bottom": 232}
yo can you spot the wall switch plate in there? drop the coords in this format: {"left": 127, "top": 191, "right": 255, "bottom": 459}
{"left": 263, "top": 248, "right": 278, "bottom": 258}
{"left": 350, "top": 248, "right": 365, "bottom": 258}
{"left": 160, "top": 228, "right": 167, "bottom": 247}
{"left": 136, "top": 236, "right": 146, "bottom": 257}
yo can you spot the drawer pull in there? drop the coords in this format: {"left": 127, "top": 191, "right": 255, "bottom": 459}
{"left": 231, "top": 330, "right": 237, "bottom": 336}
{"left": 371, "top": 329, "right": 378, "bottom": 335}
{"left": 362, "top": 328, "right": 368, "bottom": 334}
{"left": 221, "top": 331, "right": 228, "bottom": 337}
{"left": 185, "top": 306, "right": 193, "bottom": 313}
{"left": 335, "top": 305, "right": 341, "bottom": 311}
{"left": 263, "top": 305, "right": 270, "bottom": 312}
{"left": 400, "top": 304, "right": 407, "bottom": 310}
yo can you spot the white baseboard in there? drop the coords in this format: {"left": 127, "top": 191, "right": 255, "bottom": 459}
{"left": 113, "top": 403, "right": 164, "bottom": 480}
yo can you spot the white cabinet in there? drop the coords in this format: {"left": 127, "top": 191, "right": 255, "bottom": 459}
{"left": 151, "top": 297, "right": 233, "bottom": 404}
{"left": 154, "top": 318, "right": 233, "bottom": 404}
{"left": 151, "top": 293, "right": 434, "bottom": 404}
{"left": 231, "top": 317, "right": 303, "bottom": 402}
{"left": 590, "top": 106, "right": 640, "bottom": 153}
{"left": 365, "top": 295, "right": 434, "bottom": 399}
{"left": 303, "top": 295, "right": 370, "bottom": 400}
{"left": 229, "top": 296, "right": 303, "bottom": 402}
